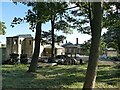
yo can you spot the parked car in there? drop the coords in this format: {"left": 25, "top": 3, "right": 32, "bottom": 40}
{"left": 109, "top": 57, "right": 120, "bottom": 61}
{"left": 55, "top": 55, "right": 68, "bottom": 64}
{"left": 39, "top": 56, "right": 48, "bottom": 63}
{"left": 55, "top": 55, "right": 79, "bottom": 65}
{"left": 71, "top": 54, "right": 89, "bottom": 63}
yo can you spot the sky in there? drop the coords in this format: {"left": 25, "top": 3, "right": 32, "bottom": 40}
{"left": 0, "top": 2, "right": 107, "bottom": 44}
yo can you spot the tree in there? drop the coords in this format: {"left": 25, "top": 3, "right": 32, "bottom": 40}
{"left": 80, "top": 40, "right": 91, "bottom": 55}
{"left": 11, "top": 2, "right": 50, "bottom": 72}
{"left": 28, "top": 22, "right": 42, "bottom": 72}
{"left": 81, "top": 38, "right": 106, "bottom": 55}
{"left": 0, "top": 21, "right": 6, "bottom": 35}
{"left": 46, "top": 2, "right": 68, "bottom": 62}
{"left": 102, "top": 2, "right": 120, "bottom": 55}
{"left": 11, "top": 2, "right": 69, "bottom": 72}
{"left": 28, "top": 2, "right": 68, "bottom": 71}
{"left": 102, "top": 27, "right": 120, "bottom": 55}
{"left": 41, "top": 30, "right": 66, "bottom": 44}
{"left": 83, "top": 2, "right": 102, "bottom": 89}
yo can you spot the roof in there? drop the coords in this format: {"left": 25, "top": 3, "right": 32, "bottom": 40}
{"left": 62, "top": 42, "right": 73, "bottom": 47}
{"left": 6, "top": 34, "right": 33, "bottom": 39}
{"left": 107, "top": 48, "right": 116, "bottom": 51}
{"left": 45, "top": 45, "right": 64, "bottom": 49}
{"left": 62, "top": 42, "right": 81, "bottom": 48}
{"left": 13, "top": 34, "right": 32, "bottom": 38}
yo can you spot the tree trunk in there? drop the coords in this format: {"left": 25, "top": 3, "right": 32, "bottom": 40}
{"left": 51, "top": 17, "right": 55, "bottom": 63}
{"left": 83, "top": 2, "right": 102, "bottom": 89}
{"left": 27, "top": 22, "right": 42, "bottom": 72}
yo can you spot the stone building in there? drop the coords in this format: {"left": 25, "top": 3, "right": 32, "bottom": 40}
{"left": 62, "top": 38, "right": 81, "bottom": 55}
{"left": 62, "top": 42, "right": 81, "bottom": 55}
{"left": 6, "top": 34, "right": 66, "bottom": 60}
{"left": 106, "top": 48, "right": 117, "bottom": 57}
{"left": 6, "top": 34, "right": 33, "bottom": 59}
{"left": 42, "top": 44, "right": 65, "bottom": 57}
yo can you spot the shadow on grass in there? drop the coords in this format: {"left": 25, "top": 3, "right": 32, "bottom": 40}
{"left": 96, "top": 66, "right": 120, "bottom": 86}
{"left": 2, "top": 64, "right": 86, "bottom": 89}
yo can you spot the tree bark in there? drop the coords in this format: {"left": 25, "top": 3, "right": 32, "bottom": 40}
{"left": 27, "top": 22, "right": 42, "bottom": 72}
{"left": 51, "top": 17, "right": 55, "bottom": 63}
{"left": 83, "top": 2, "right": 102, "bottom": 89}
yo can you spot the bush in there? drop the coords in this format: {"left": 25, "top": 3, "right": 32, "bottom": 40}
{"left": 20, "top": 54, "right": 28, "bottom": 64}
{"left": 9, "top": 53, "right": 19, "bottom": 64}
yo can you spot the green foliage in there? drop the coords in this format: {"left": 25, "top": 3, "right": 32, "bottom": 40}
{"left": 102, "top": 27, "right": 120, "bottom": 53}
{"left": 0, "top": 21, "right": 6, "bottom": 35}
{"left": 41, "top": 30, "right": 66, "bottom": 44}
{"left": 67, "top": 2, "right": 91, "bottom": 35}
{"left": 80, "top": 40, "right": 91, "bottom": 55}
{"left": 11, "top": 2, "right": 71, "bottom": 33}
{"left": 102, "top": 2, "right": 120, "bottom": 54}
{"left": 103, "top": 2, "right": 120, "bottom": 28}
{"left": 80, "top": 38, "right": 108, "bottom": 55}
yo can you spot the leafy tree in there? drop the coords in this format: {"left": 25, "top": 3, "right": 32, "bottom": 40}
{"left": 11, "top": 2, "right": 50, "bottom": 72}
{"left": 81, "top": 38, "right": 107, "bottom": 55}
{"left": 41, "top": 30, "right": 66, "bottom": 44}
{"left": 102, "top": 2, "right": 120, "bottom": 55}
{"left": 80, "top": 40, "right": 91, "bottom": 55}
{"left": 102, "top": 27, "right": 120, "bottom": 54}
{"left": 99, "top": 37, "right": 107, "bottom": 55}
{"left": 11, "top": 2, "right": 69, "bottom": 72}
{"left": 103, "top": 2, "right": 120, "bottom": 29}
{"left": 0, "top": 21, "right": 6, "bottom": 35}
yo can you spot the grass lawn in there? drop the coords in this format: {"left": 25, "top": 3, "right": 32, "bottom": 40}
{"left": 2, "top": 60, "right": 120, "bottom": 89}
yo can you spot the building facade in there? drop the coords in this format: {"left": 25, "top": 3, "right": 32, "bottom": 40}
{"left": 6, "top": 34, "right": 67, "bottom": 60}
{"left": 62, "top": 42, "right": 81, "bottom": 56}
{"left": 6, "top": 34, "right": 33, "bottom": 59}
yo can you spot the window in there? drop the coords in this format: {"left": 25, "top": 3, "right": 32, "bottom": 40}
{"left": 20, "top": 40, "right": 22, "bottom": 44}
{"left": 14, "top": 40, "right": 17, "bottom": 45}
{"left": 29, "top": 40, "right": 32, "bottom": 45}
{"left": 7, "top": 39, "right": 10, "bottom": 44}
{"left": 68, "top": 48, "right": 71, "bottom": 53}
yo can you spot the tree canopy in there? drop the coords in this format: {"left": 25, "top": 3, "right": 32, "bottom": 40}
{"left": 0, "top": 21, "right": 6, "bottom": 35}
{"left": 102, "top": 2, "right": 120, "bottom": 54}
{"left": 41, "top": 30, "right": 66, "bottom": 44}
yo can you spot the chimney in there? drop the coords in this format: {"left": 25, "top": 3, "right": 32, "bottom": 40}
{"left": 66, "top": 40, "right": 67, "bottom": 44}
{"left": 76, "top": 38, "right": 78, "bottom": 45}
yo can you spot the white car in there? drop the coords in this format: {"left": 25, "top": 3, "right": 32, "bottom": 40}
{"left": 72, "top": 54, "right": 89, "bottom": 62}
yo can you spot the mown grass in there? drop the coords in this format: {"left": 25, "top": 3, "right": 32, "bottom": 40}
{"left": 2, "top": 61, "right": 120, "bottom": 89}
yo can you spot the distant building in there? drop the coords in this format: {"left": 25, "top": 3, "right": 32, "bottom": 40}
{"left": 6, "top": 34, "right": 33, "bottom": 59}
{"left": 0, "top": 43, "right": 6, "bottom": 62}
{"left": 106, "top": 48, "right": 117, "bottom": 57}
{"left": 62, "top": 42, "right": 81, "bottom": 55}
{"left": 62, "top": 38, "right": 81, "bottom": 56}
{"left": 42, "top": 44, "right": 65, "bottom": 57}
{"left": 6, "top": 34, "right": 65, "bottom": 60}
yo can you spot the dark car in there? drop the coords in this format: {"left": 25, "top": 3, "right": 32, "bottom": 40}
{"left": 55, "top": 55, "right": 79, "bottom": 65}
{"left": 109, "top": 57, "right": 120, "bottom": 61}
{"left": 55, "top": 55, "right": 68, "bottom": 64}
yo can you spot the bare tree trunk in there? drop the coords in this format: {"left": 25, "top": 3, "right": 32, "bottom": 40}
{"left": 83, "top": 2, "right": 102, "bottom": 89}
{"left": 51, "top": 17, "right": 55, "bottom": 63}
{"left": 27, "top": 22, "right": 42, "bottom": 72}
